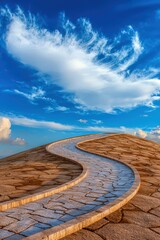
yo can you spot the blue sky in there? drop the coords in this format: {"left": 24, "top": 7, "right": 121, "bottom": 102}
{"left": 0, "top": 0, "right": 160, "bottom": 157}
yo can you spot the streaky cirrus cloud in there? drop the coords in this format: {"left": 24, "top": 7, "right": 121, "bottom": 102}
{"left": 9, "top": 116, "right": 74, "bottom": 130}
{"left": 14, "top": 87, "right": 45, "bottom": 102}
{"left": 1, "top": 7, "right": 160, "bottom": 112}
{"left": 0, "top": 117, "right": 25, "bottom": 145}
{"left": 2, "top": 114, "right": 160, "bottom": 143}
{"left": 4, "top": 86, "right": 54, "bottom": 104}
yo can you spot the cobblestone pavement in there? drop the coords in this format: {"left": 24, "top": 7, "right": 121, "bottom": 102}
{"left": 62, "top": 134, "right": 160, "bottom": 240}
{"left": 0, "top": 134, "right": 135, "bottom": 239}
{"left": 0, "top": 145, "right": 82, "bottom": 203}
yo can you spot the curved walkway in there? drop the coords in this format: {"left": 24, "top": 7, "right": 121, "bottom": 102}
{"left": 0, "top": 145, "right": 82, "bottom": 210}
{"left": 0, "top": 134, "right": 140, "bottom": 240}
{"left": 67, "top": 134, "right": 160, "bottom": 240}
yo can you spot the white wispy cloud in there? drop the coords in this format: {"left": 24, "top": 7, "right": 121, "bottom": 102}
{"left": 45, "top": 106, "right": 69, "bottom": 112}
{"left": 0, "top": 117, "right": 25, "bottom": 145}
{"left": 56, "top": 106, "right": 69, "bottom": 111}
{"left": 85, "top": 126, "right": 121, "bottom": 132}
{"left": 78, "top": 119, "right": 88, "bottom": 123}
{"left": 4, "top": 86, "right": 53, "bottom": 104}
{"left": 9, "top": 116, "right": 74, "bottom": 130}
{"left": 0, "top": 115, "right": 134, "bottom": 135}
{"left": 92, "top": 119, "right": 103, "bottom": 124}
{"left": 1, "top": 7, "right": 160, "bottom": 112}
{"left": 14, "top": 87, "right": 45, "bottom": 101}
{"left": 85, "top": 126, "right": 134, "bottom": 133}
{"left": 1, "top": 114, "right": 160, "bottom": 144}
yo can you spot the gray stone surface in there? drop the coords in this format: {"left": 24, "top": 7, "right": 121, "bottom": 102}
{"left": 0, "top": 134, "right": 135, "bottom": 239}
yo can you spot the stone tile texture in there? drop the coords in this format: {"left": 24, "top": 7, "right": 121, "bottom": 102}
{"left": 0, "top": 134, "right": 138, "bottom": 239}
{"left": 63, "top": 134, "right": 160, "bottom": 240}
{"left": 0, "top": 145, "right": 82, "bottom": 202}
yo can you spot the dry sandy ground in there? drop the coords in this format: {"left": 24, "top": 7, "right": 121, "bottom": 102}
{"left": 62, "top": 134, "right": 160, "bottom": 240}
{"left": 0, "top": 145, "right": 82, "bottom": 203}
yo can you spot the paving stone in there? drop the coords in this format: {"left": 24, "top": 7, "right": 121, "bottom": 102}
{"left": 4, "top": 234, "right": 24, "bottom": 240}
{"left": 23, "top": 203, "right": 43, "bottom": 211}
{"left": 62, "top": 229, "right": 103, "bottom": 240}
{"left": 21, "top": 226, "right": 42, "bottom": 236}
{"left": 86, "top": 192, "right": 102, "bottom": 198}
{"left": 0, "top": 216, "right": 17, "bottom": 227}
{"left": 8, "top": 213, "right": 32, "bottom": 221}
{"left": 86, "top": 219, "right": 109, "bottom": 231}
{"left": 35, "top": 223, "right": 50, "bottom": 230}
{"left": 59, "top": 214, "right": 75, "bottom": 222}
{"left": 150, "top": 206, "right": 160, "bottom": 217}
{"left": 122, "top": 202, "right": 139, "bottom": 211}
{"left": 0, "top": 134, "right": 136, "bottom": 239}
{"left": 0, "top": 229, "right": 14, "bottom": 239}
{"left": 79, "top": 204, "right": 97, "bottom": 212}
{"left": 130, "top": 194, "right": 160, "bottom": 212}
{"left": 0, "top": 145, "right": 82, "bottom": 202}
{"left": 4, "top": 218, "right": 37, "bottom": 233}
{"left": 67, "top": 209, "right": 87, "bottom": 217}
{"left": 106, "top": 209, "right": 122, "bottom": 223}
{"left": 95, "top": 223, "right": 160, "bottom": 240}
{"left": 79, "top": 134, "right": 160, "bottom": 239}
{"left": 30, "top": 215, "right": 64, "bottom": 227}
{"left": 152, "top": 191, "right": 160, "bottom": 198}
{"left": 0, "top": 185, "right": 16, "bottom": 195}
{"left": 32, "top": 209, "right": 62, "bottom": 219}
{"left": 122, "top": 210, "right": 160, "bottom": 228}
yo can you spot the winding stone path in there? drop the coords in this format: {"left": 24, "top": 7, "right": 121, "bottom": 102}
{"left": 66, "top": 134, "right": 160, "bottom": 240}
{"left": 0, "top": 134, "right": 140, "bottom": 240}
{"left": 0, "top": 145, "right": 82, "bottom": 204}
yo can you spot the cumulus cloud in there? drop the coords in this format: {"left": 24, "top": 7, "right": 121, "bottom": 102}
{"left": 0, "top": 117, "right": 26, "bottom": 145}
{"left": 1, "top": 114, "right": 160, "bottom": 144}
{"left": 134, "top": 129, "right": 147, "bottom": 138}
{"left": 1, "top": 7, "right": 160, "bottom": 113}
{"left": 134, "top": 127, "right": 160, "bottom": 143}
{"left": 85, "top": 125, "right": 160, "bottom": 143}
{"left": 0, "top": 117, "right": 11, "bottom": 140}
{"left": 12, "top": 137, "right": 26, "bottom": 145}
